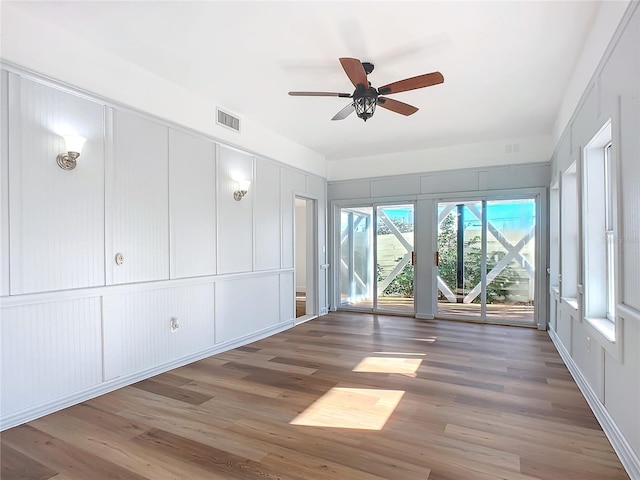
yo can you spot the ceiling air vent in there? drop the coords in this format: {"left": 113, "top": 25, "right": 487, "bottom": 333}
{"left": 216, "top": 108, "right": 241, "bottom": 133}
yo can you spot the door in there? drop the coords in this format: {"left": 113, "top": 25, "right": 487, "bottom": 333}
{"left": 376, "top": 205, "right": 415, "bottom": 313}
{"left": 436, "top": 197, "right": 536, "bottom": 325}
{"left": 436, "top": 201, "right": 484, "bottom": 319}
{"left": 338, "top": 204, "right": 415, "bottom": 314}
{"left": 339, "top": 207, "right": 374, "bottom": 309}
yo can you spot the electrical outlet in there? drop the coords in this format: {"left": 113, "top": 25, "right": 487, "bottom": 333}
{"left": 170, "top": 317, "right": 179, "bottom": 333}
{"left": 586, "top": 336, "right": 591, "bottom": 353}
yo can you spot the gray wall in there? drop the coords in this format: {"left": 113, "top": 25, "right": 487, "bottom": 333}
{"left": 549, "top": 3, "right": 640, "bottom": 476}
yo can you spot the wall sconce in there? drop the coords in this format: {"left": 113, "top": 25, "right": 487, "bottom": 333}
{"left": 233, "top": 179, "right": 250, "bottom": 201}
{"left": 57, "top": 135, "right": 87, "bottom": 170}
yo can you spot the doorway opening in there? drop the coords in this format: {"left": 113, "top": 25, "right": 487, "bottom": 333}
{"left": 295, "top": 197, "right": 317, "bottom": 323}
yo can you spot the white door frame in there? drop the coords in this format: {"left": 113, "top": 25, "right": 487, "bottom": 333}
{"left": 294, "top": 195, "right": 318, "bottom": 324}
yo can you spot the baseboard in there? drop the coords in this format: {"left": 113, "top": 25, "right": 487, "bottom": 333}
{"left": 415, "top": 313, "right": 435, "bottom": 320}
{"left": 0, "top": 321, "right": 293, "bottom": 431}
{"left": 548, "top": 328, "right": 640, "bottom": 479}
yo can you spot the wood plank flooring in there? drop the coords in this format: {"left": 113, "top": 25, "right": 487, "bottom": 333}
{"left": 1, "top": 312, "right": 630, "bottom": 480}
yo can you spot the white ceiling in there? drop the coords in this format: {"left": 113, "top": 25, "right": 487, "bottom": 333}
{"left": 8, "top": 1, "right": 601, "bottom": 162}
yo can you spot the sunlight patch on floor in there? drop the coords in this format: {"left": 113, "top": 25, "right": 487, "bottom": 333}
{"left": 411, "top": 337, "right": 437, "bottom": 343}
{"left": 373, "top": 351, "right": 426, "bottom": 356}
{"left": 353, "top": 357, "right": 422, "bottom": 375}
{"left": 290, "top": 387, "right": 405, "bottom": 430}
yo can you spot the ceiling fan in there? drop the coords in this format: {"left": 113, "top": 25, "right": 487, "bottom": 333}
{"left": 289, "top": 57, "right": 444, "bottom": 122}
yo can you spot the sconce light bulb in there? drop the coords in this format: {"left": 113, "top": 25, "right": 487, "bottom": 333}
{"left": 63, "top": 135, "right": 87, "bottom": 155}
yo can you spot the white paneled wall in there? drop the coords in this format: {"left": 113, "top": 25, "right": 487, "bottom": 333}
{"left": 214, "top": 274, "right": 280, "bottom": 343}
{"left": 280, "top": 273, "right": 295, "bottom": 322}
{"left": 255, "top": 159, "right": 281, "bottom": 271}
{"left": 1, "top": 297, "right": 103, "bottom": 415}
{"left": 217, "top": 146, "right": 254, "bottom": 274}
{"left": 1, "top": 71, "right": 9, "bottom": 297}
{"left": 0, "top": 68, "right": 328, "bottom": 430}
{"left": 103, "top": 283, "right": 215, "bottom": 380}
{"left": 550, "top": 4, "right": 640, "bottom": 476}
{"left": 108, "top": 110, "right": 169, "bottom": 285}
{"left": 8, "top": 74, "right": 106, "bottom": 294}
{"left": 169, "top": 129, "right": 217, "bottom": 278}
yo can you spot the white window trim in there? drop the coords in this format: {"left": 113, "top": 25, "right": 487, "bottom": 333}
{"left": 581, "top": 120, "right": 620, "bottom": 360}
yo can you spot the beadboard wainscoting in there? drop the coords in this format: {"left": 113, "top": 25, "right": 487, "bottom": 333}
{"left": 0, "top": 67, "right": 328, "bottom": 430}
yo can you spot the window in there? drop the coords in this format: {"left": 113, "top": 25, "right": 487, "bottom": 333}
{"left": 604, "top": 143, "right": 615, "bottom": 321}
{"left": 583, "top": 121, "right": 616, "bottom": 342}
{"left": 560, "top": 162, "right": 578, "bottom": 304}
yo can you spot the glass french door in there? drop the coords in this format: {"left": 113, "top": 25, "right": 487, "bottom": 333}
{"left": 339, "top": 207, "right": 374, "bottom": 309}
{"left": 339, "top": 204, "right": 415, "bottom": 314}
{"left": 436, "top": 197, "right": 536, "bottom": 325}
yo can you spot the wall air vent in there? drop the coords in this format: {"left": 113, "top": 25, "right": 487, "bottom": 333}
{"left": 216, "top": 108, "right": 241, "bottom": 133}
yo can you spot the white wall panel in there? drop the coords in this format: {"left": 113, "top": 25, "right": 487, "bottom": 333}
{"left": 571, "top": 84, "right": 598, "bottom": 153}
{"left": 327, "top": 180, "right": 371, "bottom": 200}
{"left": 421, "top": 171, "right": 479, "bottom": 193}
{"left": 215, "top": 275, "right": 280, "bottom": 343}
{"left": 620, "top": 100, "right": 640, "bottom": 310}
{"left": 281, "top": 168, "right": 306, "bottom": 268}
{"left": 606, "top": 313, "right": 640, "bottom": 454}
{"left": 600, "top": 8, "right": 640, "bottom": 310}
{"left": 254, "top": 159, "right": 281, "bottom": 271}
{"left": 571, "top": 317, "right": 601, "bottom": 395}
{"left": 8, "top": 74, "right": 105, "bottom": 294}
{"left": 1, "top": 71, "right": 9, "bottom": 296}
{"left": 371, "top": 176, "right": 421, "bottom": 197}
{"left": 1, "top": 297, "right": 103, "bottom": 415}
{"left": 554, "top": 131, "right": 573, "bottom": 177}
{"left": 109, "top": 110, "right": 169, "bottom": 284}
{"left": 169, "top": 130, "right": 216, "bottom": 278}
{"left": 485, "top": 164, "right": 551, "bottom": 190}
{"left": 103, "top": 284, "right": 215, "bottom": 380}
{"left": 217, "top": 146, "right": 253, "bottom": 274}
{"left": 556, "top": 304, "right": 574, "bottom": 355}
{"left": 280, "top": 272, "right": 295, "bottom": 322}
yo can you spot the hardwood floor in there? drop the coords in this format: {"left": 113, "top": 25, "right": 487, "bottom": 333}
{"left": 1, "top": 312, "right": 630, "bottom": 479}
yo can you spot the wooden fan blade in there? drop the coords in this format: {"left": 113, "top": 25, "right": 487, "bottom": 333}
{"left": 332, "top": 103, "right": 355, "bottom": 121}
{"left": 339, "top": 58, "right": 368, "bottom": 88}
{"left": 378, "top": 97, "right": 419, "bottom": 116}
{"left": 289, "top": 91, "right": 352, "bottom": 97}
{"left": 378, "top": 72, "right": 444, "bottom": 95}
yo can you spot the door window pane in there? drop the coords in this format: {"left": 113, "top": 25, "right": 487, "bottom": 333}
{"left": 339, "top": 208, "right": 373, "bottom": 308}
{"left": 484, "top": 199, "right": 535, "bottom": 324}
{"left": 376, "top": 205, "right": 414, "bottom": 313}
{"left": 436, "top": 201, "right": 483, "bottom": 318}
